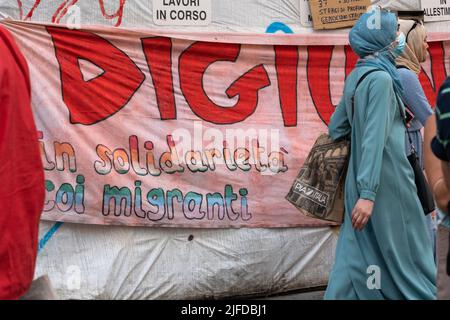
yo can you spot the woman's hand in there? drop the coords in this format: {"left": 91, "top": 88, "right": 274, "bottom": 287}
{"left": 351, "top": 199, "right": 374, "bottom": 231}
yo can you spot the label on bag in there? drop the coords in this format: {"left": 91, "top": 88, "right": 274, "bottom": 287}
{"left": 293, "top": 182, "right": 329, "bottom": 207}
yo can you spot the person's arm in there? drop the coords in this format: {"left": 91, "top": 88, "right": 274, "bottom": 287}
{"left": 328, "top": 96, "right": 350, "bottom": 141}
{"left": 352, "top": 72, "right": 395, "bottom": 230}
{"left": 399, "top": 70, "right": 433, "bottom": 125}
{"left": 424, "top": 114, "right": 450, "bottom": 213}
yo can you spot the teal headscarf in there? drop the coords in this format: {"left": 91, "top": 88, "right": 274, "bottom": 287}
{"left": 349, "top": 9, "right": 404, "bottom": 96}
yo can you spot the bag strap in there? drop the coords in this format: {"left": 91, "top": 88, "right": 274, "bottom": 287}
{"left": 403, "top": 118, "right": 417, "bottom": 155}
{"left": 395, "top": 66, "right": 417, "bottom": 155}
{"left": 396, "top": 65, "right": 410, "bottom": 70}
{"left": 351, "top": 69, "right": 382, "bottom": 121}
{"left": 396, "top": 89, "right": 417, "bottom": 155}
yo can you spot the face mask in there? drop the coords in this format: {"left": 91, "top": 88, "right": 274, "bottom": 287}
{"left": 391, "top": 32, "right": 406, "bottom": 58}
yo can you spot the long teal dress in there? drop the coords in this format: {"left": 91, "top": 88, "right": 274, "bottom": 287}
{"left": 324, "top": 66, "right": 437, "bottom": 300}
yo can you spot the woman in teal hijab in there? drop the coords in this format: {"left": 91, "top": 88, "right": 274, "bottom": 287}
{"left": 324, "top": 8, "right": 436, "bottom": 300}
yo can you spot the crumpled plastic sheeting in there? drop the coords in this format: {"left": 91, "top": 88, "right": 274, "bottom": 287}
{"left": 0, "top": 0, "right": 309, "bottom": 31}
{"left": 35, "top": 222, "right": 338, "bottom": 299}
{"left": 0, "top": 0, "right": 430, "bottom": 34}
{"left": 2, "top": 1, "right": 450, "bottom": 35}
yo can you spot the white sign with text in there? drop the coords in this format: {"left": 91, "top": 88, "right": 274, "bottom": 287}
{"left": 421, "top": 0, "right": 450, "bottom": 22}
{"left": 153, "top": 0, "right": 211, "bottom": 26}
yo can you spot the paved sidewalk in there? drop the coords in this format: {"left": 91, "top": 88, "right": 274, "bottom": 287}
{"left": 265, "top": 290, "right": 325, "bottom": 300}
